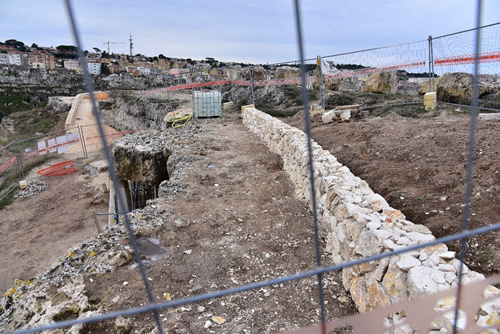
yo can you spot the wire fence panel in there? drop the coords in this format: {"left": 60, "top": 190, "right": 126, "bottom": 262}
{"left": 2, "top": 0, "right": 500, "bottom": 333}
{"left": 433, "top": 23, "right": 500, "bottom": 76}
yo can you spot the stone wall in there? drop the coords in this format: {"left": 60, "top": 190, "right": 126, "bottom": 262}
{"left": 242, "top": 106, "right": 499, "bottom": 331}
{"left": 65, "top": 93, "right": 83, "bottom": 128}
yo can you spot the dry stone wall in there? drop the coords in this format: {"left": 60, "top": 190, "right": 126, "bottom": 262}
{"left": 242, "top": 106, "right": 499, "bottom": 332}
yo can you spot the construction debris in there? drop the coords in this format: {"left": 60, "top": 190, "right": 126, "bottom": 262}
{"left": 321, "top": 104, "right": 362, "bottom": 123}
{"left": 14, "top": 180, "right": 49, "bottom": 198}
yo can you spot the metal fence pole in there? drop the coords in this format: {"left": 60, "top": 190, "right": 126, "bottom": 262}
{"left": 429, "top": 36, "right": 436, "bottom": 91}
{"left": 428, "top": 35, "right": 433, "bottom": 92}
{"left": 77, "top": 125, "right": 87, "bottom": 159}
{"left": 16, "top": 140, "right": 25, "bottom": 180}
{"left": 250, "top": 66, "right": 255, "bottom": 105}
{"left": 229, "top": 70, "right": 234, "bottom": 103}
{"left": 318, "top": 56, "right": 325, "bottom": 109}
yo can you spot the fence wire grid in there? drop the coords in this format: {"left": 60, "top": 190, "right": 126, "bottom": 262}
{"left": 1, "top": 0, "right": 500, "bottom": 333}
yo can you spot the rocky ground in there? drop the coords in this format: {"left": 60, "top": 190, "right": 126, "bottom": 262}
{"left": 283, "top": 101, "right": 500, "bottom": 277}
{"left": 0, "top": 111, "right": 357, "bottom": 333}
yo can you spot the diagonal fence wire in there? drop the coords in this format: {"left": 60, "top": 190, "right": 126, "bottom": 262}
{"left": 453, "top": 1, "right": 483, "bottom": 333}
{"left": 293, "top": 0, "right": 326, "bottom": 332}
{"left": 4, "top": 1, "right": 500, "bottom": 333}
{"left": 63, "top": 1, "right": 164, "bottom": 333}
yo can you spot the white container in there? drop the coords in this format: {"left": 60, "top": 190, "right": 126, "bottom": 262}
{"left": 193, "top": 90, "right": 222, "bottom": 118}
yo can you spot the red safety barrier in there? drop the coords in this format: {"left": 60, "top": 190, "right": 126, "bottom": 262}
{"left": 435, "top": 51, "right": 500, "bottom": 66}
{"left": 0, "top": 157, "right": 17, "bottom": 173}
{"left": 37, "top": 160, "right": 77, "bottom": 176}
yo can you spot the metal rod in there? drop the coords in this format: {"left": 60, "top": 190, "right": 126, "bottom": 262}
{"left": 250, "top": 66, "right": 255, "bottom": 105}
{"left": 293, "top": 0, "right": 326, "bottom": 331}
{"left": 318, "top": 56, "right": 325, "bottom": 109}
{"left": 63, "top": 2, "right": 164, "bottom": 333}
{"left": 433, "top": 21, "right": 499, "bottom": 39}
{"left": 453, "top": 1, "right": 483, "bottom": 333}
{"left": 428, "top": 36, "right": 433, "bottom": 92}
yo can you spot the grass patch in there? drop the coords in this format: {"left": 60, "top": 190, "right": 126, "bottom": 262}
{"left": 0, "top": 95, "right": 31, "bottom": 120}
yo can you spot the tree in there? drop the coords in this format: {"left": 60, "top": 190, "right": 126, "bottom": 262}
{"left": 158, "top": 54, "right": 167, "bottom": 59}
{"left": 31, "top": 43, "right": 39, "bottom": 49}
{"left": 5, "top": 39, "right": 25, "bottom": 48}
{"left": 101, "top": 63, "right": 111, "bottom": 75}
{"left": 93, "top": 47, "right": 101, "bottom": 53}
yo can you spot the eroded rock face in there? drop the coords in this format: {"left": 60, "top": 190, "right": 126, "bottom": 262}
{"left": 436, "top": 72, "right": 492, "bottom": 103}
{"left": 363, "top": 72, "right": 398, "bottom": 94}
{"left": 236, "top": 66, "right": 266, "bottom": 81}
{"left": 274, "top": 66, "right": 300, "bottom": 79}
{"left": 113, "top": 131, "right": 170, "bottom": 185}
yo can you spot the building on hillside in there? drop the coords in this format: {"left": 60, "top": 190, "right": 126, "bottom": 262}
{"left": 64, "top": 59, "right": 83, "bottom": 74}
{"left": 8, "top": 53, "right": 22, "bottom": 66}
{"left": 87, "top": 59, "right": 101, "bottom": 75}
{"left": 0, "top": 54, "right": 8, "bottom": 65}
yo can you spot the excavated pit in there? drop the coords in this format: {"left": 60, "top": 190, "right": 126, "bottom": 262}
{"left": 112, "top": 130, "right": 170, "bottom": 209}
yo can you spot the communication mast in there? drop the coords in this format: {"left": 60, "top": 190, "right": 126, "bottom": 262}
{"left": 129, "top": 32, "right": 133, "bottom": 57}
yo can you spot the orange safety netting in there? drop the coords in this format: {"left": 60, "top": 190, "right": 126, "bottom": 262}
{"left": 83, "top": 92, "right": 110, "bottom": 100}
{"left": 37, "top": 161, "right": 77, "bottom": 176}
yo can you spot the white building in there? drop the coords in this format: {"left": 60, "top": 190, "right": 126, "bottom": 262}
{"left": 87, "top": 59, "right": 101, "bottom": 75}
{"left": 64, "top": 59, "right": 80, "bottom": 71}
{"left": 0, "top": 54, "right": 8, "bottom": 65}
{"left": 8, "top": 53, "right": 22, "bottom": 66}
{"left": 139, "top": 67, "right": 151, "bottom": 76}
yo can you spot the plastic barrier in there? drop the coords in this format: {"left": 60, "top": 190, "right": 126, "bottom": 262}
{"left": 37, "top": 160, "right": 77, "bottom": 176}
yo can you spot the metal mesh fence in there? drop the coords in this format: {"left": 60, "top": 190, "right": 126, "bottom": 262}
{"left": 1, "top": 1, "right": 500, "bottom": 333}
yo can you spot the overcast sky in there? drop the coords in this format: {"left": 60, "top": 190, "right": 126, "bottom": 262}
{"left": 0, "top": 0, "right": 498, "bottom": 64}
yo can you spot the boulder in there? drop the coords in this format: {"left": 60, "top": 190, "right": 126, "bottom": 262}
{"left": 236, "top": 66, "right": 265, "bottom": 81}
{"left": 363, "top": 72, "right": 398, "bottom": 94}
{"left": 274, "top": 66, "right": 300, "bottom": 79}
{"left": 436, "top": 72, "right": 492, "bottom": 103}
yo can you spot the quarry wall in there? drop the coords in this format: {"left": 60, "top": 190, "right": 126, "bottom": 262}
{"left": 242, "top": 106, "right": 499, "bottom": 331}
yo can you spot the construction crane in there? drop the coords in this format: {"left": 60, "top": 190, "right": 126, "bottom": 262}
{"left": 103, "top": 41, "right": 125, "bottom": 54}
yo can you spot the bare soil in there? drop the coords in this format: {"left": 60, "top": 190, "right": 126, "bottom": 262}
{"left": 1, "top": 110, "right": 357, "bottom": 333}
{"left": 283, "top": 104, "right": 500, "bottom": 276}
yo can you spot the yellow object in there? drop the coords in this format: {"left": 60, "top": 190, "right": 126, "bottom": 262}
{"left": 168, "top": 115, "right": 192, "bottom": 128}
{"left": 424, "top": 92, "right": 437, "bottom": 111}
{"left": 241, "top": 104, "right": 255, "bottom": 112}
{"left": 19, "top": 180, "right": 28, "bottom": 190}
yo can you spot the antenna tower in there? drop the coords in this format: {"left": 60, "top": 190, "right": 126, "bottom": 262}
{"left": 129, "top": 32, "right": 133, "bottom": 57}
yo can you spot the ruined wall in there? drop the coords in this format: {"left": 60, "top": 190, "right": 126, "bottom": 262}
{"left": 242, "top": 106, "right": 499, "bottom": 331}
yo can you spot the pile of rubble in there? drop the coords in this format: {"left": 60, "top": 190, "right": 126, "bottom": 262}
{"left": 321, "top": 104, "right": 364, "bottom": 123}
{"left": 14, "top": 180, "right": 48, "bottom": 198}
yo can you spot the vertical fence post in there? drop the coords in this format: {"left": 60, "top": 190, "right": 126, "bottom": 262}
{"left": 229, "top": 70, "right": 234, "bottom": 104}
{"left": 318, "top": 56, "right": 325, "bottom": 109}
{"left": 16, "top": 140, "right": 25, "bottom": 180}
{"left": 250, "top": 66, "right": 255, "bottom": 105}
{"left": 77, "top": 125, "right": 87, "bottom": 159}
{"left": 429, "top": 36, "right": 436, "bottom": 92}
{"left": 14, "top": 141, "right": 23, "bottom": 181}
{"left": 428, "top": 35, "right": 434, "bottom": 92}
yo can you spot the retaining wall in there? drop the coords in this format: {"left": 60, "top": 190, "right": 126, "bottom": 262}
{"left": 242, "top": 106, "right": 499, "bottom": 332}
{"left": 65, "top": 93, "right": 84, "bottom": 129}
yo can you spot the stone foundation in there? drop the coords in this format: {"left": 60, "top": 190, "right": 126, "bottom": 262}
{"left": 242, "top": 106, "right": 499, "bottom": 332}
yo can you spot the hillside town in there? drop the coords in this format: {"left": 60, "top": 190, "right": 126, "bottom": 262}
{"left": 0, "top": 38, "right": 236, "bottom": 80}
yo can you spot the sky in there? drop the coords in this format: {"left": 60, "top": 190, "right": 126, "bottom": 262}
{"left": 0, "top": 0, "right": 498, "bottom": 64}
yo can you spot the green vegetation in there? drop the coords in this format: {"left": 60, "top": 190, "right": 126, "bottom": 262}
{"left": 0, "top": 95, "right": 32, "bottom": 120}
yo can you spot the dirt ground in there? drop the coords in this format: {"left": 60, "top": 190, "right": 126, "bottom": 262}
{"left": 81, "top": 112, "right": 357, "bottom": 333}
{"left": 284, "top": 104, "right": 500, "bottom": 277}
{"left": 1, "top": 110, "right": 357, "bottom": 333}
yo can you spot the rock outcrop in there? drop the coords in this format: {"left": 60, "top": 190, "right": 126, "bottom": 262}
{"left": 274, "top": 66, "right": 300, "bottom": 79}
{"left": 436, "top": 72, "right": 492, "bottom": 103}
{"left": 113, "top": 131, "right": 170, "bottom": 186}
{"left": 363, "top": 72, "right": 398, "bottom": 94}
{"left": 236, "top": 66, "right": 265, "bottom": 81}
